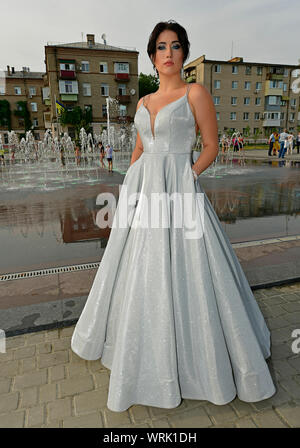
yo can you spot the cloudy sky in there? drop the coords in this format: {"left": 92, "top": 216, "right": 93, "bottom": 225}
{"left": 1, "top": 0, "right": 299, "bottom": 75}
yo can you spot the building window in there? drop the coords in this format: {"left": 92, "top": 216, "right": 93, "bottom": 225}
{"left": 31, "top": 102, "right": 38, "bottom": 112}
{"left": 102, "top": 104, "right": 107, "bottom": 116}
{"left": 243, "top": 112, "right": 249, "bottom": 120}
{"left": 29, "top": 87, "right": 36, "bottom": 96}
{"left": 245, "top": 66, "right": 251, "bottom": 75}
{"left": 270, "top": 80, "right": 283, "bottom": 89}
{"left": 118, "top": 84, "right": 126, "bottom": 95}
{"left": 65, "top": 81, "right": 73, "bottom": 93}
{"left": 244, "top": 81, "right": 251, "bottom": 90}
{"left": 255, "top": 97, "right": 261, "bottom": 105}
{"left": 254, "top": 112, "right": 260, "bottom": 120}
{"left": 232, "top": 81, "right": 238, "bottom": 89}
{"left": 232, "top": 66, "right": 238, "bottom": 74}
{"left": 280, "top": 112, "right": 284, "bottom": 119}
{"left": 34, "top": 133, "right": 40, "bottom": 140}
{"left": 33, "top": 118, "right": 38, "bottom": 127}
{"left": 257, "top": 67, "right": 263, "bottom": 75}
{"left": 244, "top": 97, "right": 250, "bottom": 105}
{"left": 231, "top": 97, "right": 237, "bottom": 105}
{"left": 114, "top": 62, "right": 129, "bottom": 73}
{"left": 16, "top": 103, "right": 22, "bottom": 111}
{"left": 14, "top": 87, "right": 21, "bottom": 95}
{"left": 100, "top": 62, "right": 108, "bottom": 73}
{"left": 60, "top": 63, "right": 75, "bottom": 71}
{"left": 213, "top": 96, "right": 220, "bottom": 105}
{"left": 81, "top": 61, "right": 90, "bottom": 72}
{"left": 83, "top": 83, "right": 91, "bottom": 96}
{"left": 268, "top": 96, "right": 280, "bottom": 105}
{"left": 214, "top": 64, "right": 221, "bottom": 73}
{"left": 119, "top": 105, "right": 127, "bottom": 116}
{"left": 290, "top": 112, "right": 295, "bottom": 121}
{"left": 101, "top": 84, "right": 109, "bottom": 96}
{"left": 230, "top": 112, "right": 236, "bottom": 120}
{"left": 291, "top": 98, "right": 297, "bottom": 106}
{"left": 284, "top": 68, "right": 289, "bottom": 77}
{"left": 255, "top": 82, "right": 262, "bottom": 91}
{"left": 214, "top": 80, "right": 221, "bottom": 89}
{"left": 283, "top": 83, "right": 287, "bottom": 92}
{"left": 0, "top": 86, "right": 5, "bottom": 95}
{"left": 216, "top": 112, "right": 220, "bottom": 120}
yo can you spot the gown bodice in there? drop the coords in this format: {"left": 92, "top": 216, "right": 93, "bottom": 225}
{"left": 134, "top": 85, "right": 197, "bottom": 154}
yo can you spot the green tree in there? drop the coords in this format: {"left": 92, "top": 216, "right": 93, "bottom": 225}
{"left": 59, "top": 105, "right": 93, "bottom": 140}
{"left": 243, "top": 125, "right": 251, "bottom": 138}
{"left": 138, "top": 73, "right": 160, "bottom": 98}
{"left": 0, "top": 100, "right": 12, "bottom": 130}
{"left": 13, "top": 101, "right": 32, "bottom": 132}
{"left": 252, "top": 127, "right": 262, "bottom": 145}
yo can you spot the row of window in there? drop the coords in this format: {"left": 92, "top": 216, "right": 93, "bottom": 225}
{"left": 214, "top": 80, "right": 290, "bottom": 91}
{"left": 214, "top": 65, "right": 293, "bottom": 77}
{"left": 59, "top": 61, "right": 129, "bottom": 73}
{"left": 213, "top": 96, "right": 297, "bottom": 107}
{"left": 59, "top": 81, "right": 125, "bottom": 96}
{"left": 0, "top": 86, "right": 38, "bottom": 96}
{"left": 216, "top": 111, "right": 295, "bottom": 121}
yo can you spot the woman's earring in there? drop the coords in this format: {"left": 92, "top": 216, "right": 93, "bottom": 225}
{"left": 153, "top": 65, "right": 159, "bottom": 79}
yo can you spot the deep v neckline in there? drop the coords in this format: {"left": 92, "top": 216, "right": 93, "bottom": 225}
{"left": 142, "top": 85, "right": 191, "bottom": 140}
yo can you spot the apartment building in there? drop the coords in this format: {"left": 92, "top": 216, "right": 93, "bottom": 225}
{"left": 184, "top": 55, "right": 300, "bottom": 137}
{"left": 0, "top": 66, "right": 47, "bottom": 143}
{"left": 44, "top": 34, "right": 139, "bottom": 137}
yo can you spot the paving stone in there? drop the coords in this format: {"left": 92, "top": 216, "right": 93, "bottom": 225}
{"left": 273, "top": 359, "right": 298, "bottom": 377}
{"left": 150, "top": 418, "right": 171, "bottom": 428}
{"left": 39, "top": 383, "right": 57, "bottom": 403}
{"left": 0, "top": 411, "right": 25, "bottom": 428}
{"left": 0, "top": 360, "right": 19, "bottom": 377}
{"left": 66, "top": 362, "right": 89, "bottom": 378}
{"left": 52, "top": 338, "right": 71, "bottom": 352}
{"left": 62, "top": 412, "right": 104, "bottom": 428}
{"left": 25, "top": 332, "right": 46, "bottom": 344}
{"left": 271, "top": 343, "right": 290, "bottom": 360}
{"left": 37, "top": 342, "right": 52, "bottom": 354}
{"left": 59, "top": 327, "right": 74, "bottom": 338}
{"left": 229, "top": 398, "right": 254, "bottom": 417}
{"left": 281, "top": 302, "right": 300, "bottom": 313}
{"left": 252, "top": 409, "right": 287, "bottom": 427}
{"left": 47, "top": 398, "right": 72, "bottom": 421}
{"left": 92, "top": 371, "right": 110, "bottom": 389}
{"left": 59, "top": 375, "right": 94, "bottom": 398}
{"left": 5, "top": 336, "right": 26, "bottom": 349}
{"left": 275, "top": 403, "right": 300, "bottom": 428}
{"left": 279, "top": 378, "right": 300, "bottom": 399}
{"left": 0, "top": 351, "right": 13, "bottom": 363}
{"left": 235, "top": 417, "right": 257, "bottom": 428}
{"left": 103, "top": 408, "right": 132, "bottom": 427}
{"left": 26, "top": 404, "right": 45, "bottom": 427}
{"left": 21, "top": 356, "right": 37, "bottom": 373}
{"left": 265, "top": 316, "right": 292, "bottom": 331}
{"left": 74, "top": 389, "right": 108, "bottom": 415}
{"left": 45, "top": 330, "right": 59, "bottom": 341}
{"left": 49, "top": 365, "right": 66, "bottom": 382}
{"left": 38, "top": 350, "right": 69, "bottom": 369}
{"left": 14, "top": 370, "right": 47, "bottom": 390}
{"left": 0, "top": 392, "right": 19, "bottom": 413}
{"left": 168, "top": 406, "right": 213, "bottom": 428}
{"left": 129, "top": 405, "right": 151, "bottom": 423}
{"left": 0, "top": 377, "right": 11, "bottom": 394}
{"left": 19, "top": 387, "right": 38, "bottom": 408}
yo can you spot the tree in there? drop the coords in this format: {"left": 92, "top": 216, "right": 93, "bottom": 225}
{"left": 138, "top": 73, "right": 159, "bottom": 98}
{"left": 13, "top": 101, "right": 32, "bottom": 132}
{"left": 59, "top": 105, "right": 93, "bottom": 141}
{"left": 252, "top": 128, "right": 262, "bottom": 145}
{"left": 0, "top": 100, "right": 12, "bottom": 130}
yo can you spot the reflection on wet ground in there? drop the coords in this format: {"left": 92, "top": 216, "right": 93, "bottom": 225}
{"left": 0, "top": 158, "right": 299, "bottom": 274}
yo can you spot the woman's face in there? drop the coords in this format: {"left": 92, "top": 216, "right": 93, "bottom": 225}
{"left": 152, "top": 29, "right": 184, "bottom": 77}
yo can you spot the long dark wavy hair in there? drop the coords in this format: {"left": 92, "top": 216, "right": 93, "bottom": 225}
{"left": 147, "top": 20, "right": 190, "bottom": 76}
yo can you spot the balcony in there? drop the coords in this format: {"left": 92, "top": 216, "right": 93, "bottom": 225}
{"left": 116, "top": 94, "right": 130, "bottom": 104}
{"left": 60, "top": 70, "right": 76, "bottom": 80}
{"left": 114, "top": 73, "right": 130, "bottom": 82}
{"left": 262, "top": 119, "right": 281, "bottom": 127}
{"left": 266, "top": 73, "right": 283, "bottom": 80}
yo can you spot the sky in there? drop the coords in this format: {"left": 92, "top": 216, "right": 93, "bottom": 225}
{"left": 0, "top": 0, "right": 299, "bottom": 75}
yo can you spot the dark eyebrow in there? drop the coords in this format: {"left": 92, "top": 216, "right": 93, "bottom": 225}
{"left": 157, "top": 40, "right": 180, "bottom": 44}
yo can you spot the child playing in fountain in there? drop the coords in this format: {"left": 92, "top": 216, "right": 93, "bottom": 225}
{"left": 105, "top": 144, "right": 113, "bottom": 172}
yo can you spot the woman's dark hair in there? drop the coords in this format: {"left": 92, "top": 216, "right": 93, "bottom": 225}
{"left": 147, "top": 20, "right": 190, "bottom": 72}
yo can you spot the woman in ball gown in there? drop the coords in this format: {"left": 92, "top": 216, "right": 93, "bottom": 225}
{"left": 71, "top": 20, "right": 276, "bottom": 413}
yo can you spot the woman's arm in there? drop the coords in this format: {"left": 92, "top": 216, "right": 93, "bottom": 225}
{"left": 189, "top": 84, "right": 219, "bottom": 176}
{"left": 130, "top": 97, "right": 144, "bottom": 166}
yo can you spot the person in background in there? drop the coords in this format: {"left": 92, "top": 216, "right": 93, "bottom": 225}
{"left": 98, "top": 141, "right": 106, "bottom": 168}
{"left": 273, "top": 131, "right": 280, "bottom": 156}
{"left": 105, "top": 144, "right": 113, "bottom": 172}
{"left": 0, "top": 147, "right": 5, "bottom": 165}
{"left": 278, "top": 128, "right": 289, "bottom": 159}
{"left": 296, "top": 131, "right": 300, "bottom": 155}
{"left": 75, "top": 144, "right": 81, "bottom": 166}
{"left": 268, "top": 131, "right": 275, "bottom": 156}
{"left": 286, "top": 133, "right": 294, "bottom": 155}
